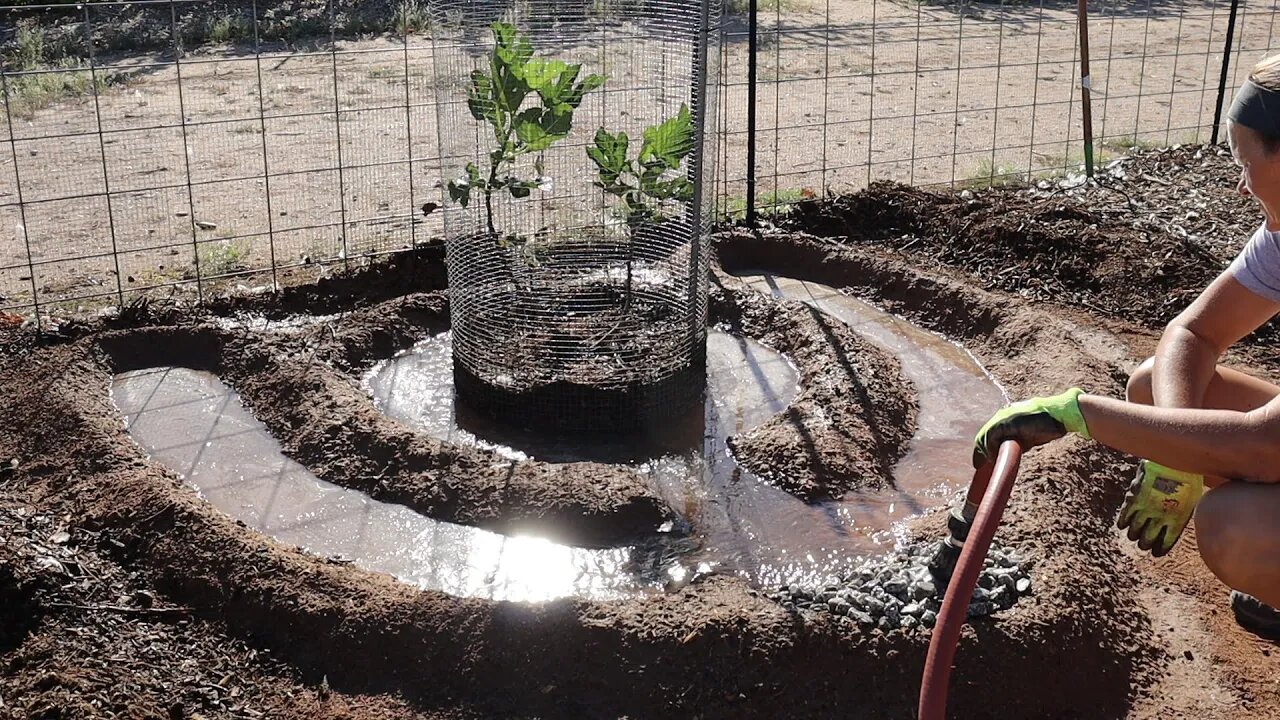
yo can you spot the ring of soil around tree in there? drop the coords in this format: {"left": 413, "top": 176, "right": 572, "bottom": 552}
{"left": 710, "top": 272, "right": 916, "bottom": 500}
{"left": 3, "top": 244, "right": 920, "bottom": 528}
{"left": 88, "top": 312, "right": 669, "bottom": 549}
{"left": 0, "top": 227, "right": 1162, "bottom": 719}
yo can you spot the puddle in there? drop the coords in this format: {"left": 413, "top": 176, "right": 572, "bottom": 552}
{"left": 112, "top": 367, "right": 647, "bottom": 603}
{"left": 111, "top": 274, "right": 1006, "bottom": 598}
{"left": 365, "top": 330, "right": 798, "bottom": 463}
{"left": 735, "top": 274, "right": 1007, "bottom": 584}
{"left": 365, "top": 331, "right": 806, "bottom": 586}
{"left": 367, "top": 277, "right": 1005, "bottom": 589}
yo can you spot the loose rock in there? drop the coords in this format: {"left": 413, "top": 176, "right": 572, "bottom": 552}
{"left": 767, "top": 540, "right": 1034, "bottom": 631}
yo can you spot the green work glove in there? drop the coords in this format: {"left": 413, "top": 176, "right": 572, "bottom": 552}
{"left": 972, "top": 388, "right": 1091, "bottom": 468}
{"left": 1116, "top": 459, "right": 1204, "bottom": 557}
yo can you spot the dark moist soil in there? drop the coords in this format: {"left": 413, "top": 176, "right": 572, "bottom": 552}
{"left": 0, "top": 499, "right": 481, "bottom": 720}
{"left": 779, "top": 145, "right": 1280, "bottom": 367}
{"left": 0, "top": 229, "right": 1150, "bottom": 720}
{"left": 5, "top": 236, "right": 915, "bottom": 516}
{"left": 92, "top": 299, "right": 673, "bottom": 550}
{"left": 711, "top": 271, "right": 916, "bottom": 500}
{"left": 4, "top": 144, "right": 1280, "bottom": 719}
{"left": 1, "top": 252, "right": 1154, "bottom": 720}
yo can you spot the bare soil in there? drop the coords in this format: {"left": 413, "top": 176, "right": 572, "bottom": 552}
{"left": 5, "top": 0, "right": 1276, "bottom": 318}
{"left": 712, "top": 269, "right": 917, "bottom": 500}
{"left": 4, "top": 148, "right": 1280, "bottom": 718}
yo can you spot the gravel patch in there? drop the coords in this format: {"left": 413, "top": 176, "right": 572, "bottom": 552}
{"left": 768, "top": 541, "right": 1034, "bottom": 631}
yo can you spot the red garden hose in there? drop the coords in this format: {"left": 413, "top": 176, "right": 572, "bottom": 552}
{"left": 918, "top": 440, "right": 1024, "bottom": 720}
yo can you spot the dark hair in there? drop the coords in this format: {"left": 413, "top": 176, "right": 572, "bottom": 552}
{"left": 1249, "top": 55, "right": 1280, "bottom": 153}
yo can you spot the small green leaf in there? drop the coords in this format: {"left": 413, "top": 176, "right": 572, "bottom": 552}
{"left": 648, "top": 177, "right": 693, "bottom": 202}
{"left": 640, "top": 104, "right": 694, "bottom": 169}
{"left": 514, "top": 107, "right": 571, "bottom": 152}
{"left": 447, "top": 179, "right": 470, "bottom": 208}
{"left": 509, "top": 182, "right": 532, "bottom": 199}
{"left": 588, "top": 128, "right": 630, "bottom": 186}
{"left": 493, "top": 66, "right": 529, "bottom": 117}
{"left": 491, "top": 22, "right": 516, "bottom": 49}
{"left": 567, "top": 73, "right": 605, "bottom": 109}
{"left": 467, "top": 70, "right": 497, "bottom": 124}
{"left": 514, "top": 108, "right": 550, "bottom": 150}
{"left": 541, "top": 109, "right": 573, "bottom": 143}
{"left": 488, "top": 23, "right": 532, "bottom": 113}
{"left": 492, "top": 22, "right": 532, "bottom": 70}
{"left": 523, "top": 58, "right": 570, "bottom": 93}
{"left": 587, "top": 148, "right": 615, "bottom": 184}
{"left": 603, "top": 129, "right": 630, "bottom": 169}
{"left": 638, "top": 158, "right": 667, "bottom": 186}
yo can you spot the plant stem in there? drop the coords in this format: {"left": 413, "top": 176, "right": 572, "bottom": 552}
{"left": 484, "top": 117, "right": 518, "bottom": 239}
{"left": 625, "top": 219, "right": 637, "bottom": 310}
{"left": 484, "top": 190, "right": 496, "bottom": 237}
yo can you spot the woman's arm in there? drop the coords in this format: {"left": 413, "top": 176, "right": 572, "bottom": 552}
{"left": 1079, "top": 393, "right": 1280, "bottom": 481}
{"left": 1087, "top": 270, "right": 1280, "bottom": 479}
{"left": 1151, "top": 270, "right": 1280, "bottom": 408}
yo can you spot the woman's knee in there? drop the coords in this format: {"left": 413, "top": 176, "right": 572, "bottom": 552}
{"left": 1196, "top": 485, "right": 1253, "bottom": 589}
{"left": 1126, "top": 357, "right": 1156, "bottom": 405}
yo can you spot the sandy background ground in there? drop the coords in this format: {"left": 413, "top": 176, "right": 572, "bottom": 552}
{"left": 1, "top": 0, "right": 1278, "bottom": 316}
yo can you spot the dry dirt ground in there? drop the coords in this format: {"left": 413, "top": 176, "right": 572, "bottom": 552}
{"left": 2, "top": 144, "right": 1280, "bottom": 718}
{"left": 3, "top": 0, "right": 1279, "bottom": 318}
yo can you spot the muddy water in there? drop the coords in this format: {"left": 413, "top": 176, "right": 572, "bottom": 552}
{"left": 365, "top": 330, "right": 798, "bottom": 463}
{"left": 364, "top": 331, "right": 805, "bottom": 584}
{"left": 112, "top": 367, "right": 645, "bottom": 602}
{"left": 367, "top": 276, "right": 1006, "bottom": 589}
{"left": 111, "top": 275, "right": 1005, "bottom": 598}
{"left": 736, "top": 274, "right": 1008, "bottom": 585}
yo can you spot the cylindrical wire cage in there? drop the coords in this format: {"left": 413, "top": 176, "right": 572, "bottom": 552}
{"left": 429, "top": 0, "right": 721, "bottom": 436}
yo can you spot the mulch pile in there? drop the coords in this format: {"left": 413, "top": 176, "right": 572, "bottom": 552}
{"left": 783, "top": 145, "right": 1274, "bottom": 346}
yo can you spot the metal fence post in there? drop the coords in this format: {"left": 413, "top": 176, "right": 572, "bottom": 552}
{"left": 83, "top": 3, "right": 127, "bottom": 312}
{"left": 250, "top": 0, "right": 279, "bottom": 291}
{"left": 746, "top": 0, "right": 757, "bottom": 226}
{"left": 328, "top": 0, "right": 350, "bottom": 268}
{"left": 1211, "top": 0, "right": 1243, "bottom": 145}
{"left": 1078, "top": 0, "right": 1095, "bottom": 177}
{"left": 1, "top": 70, "right": 40, "bottom": 329}
{"left": 170, "top": 0, "right": 204, "bottom": 305}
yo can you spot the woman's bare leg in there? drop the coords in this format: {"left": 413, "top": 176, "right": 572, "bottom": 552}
{"left": 1128, "top": 356, "right": 1280, "bottom": 606}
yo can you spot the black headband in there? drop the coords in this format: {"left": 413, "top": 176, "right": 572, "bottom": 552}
{"left": 1228, "top": 78, "right": 1280, "bottom": 138}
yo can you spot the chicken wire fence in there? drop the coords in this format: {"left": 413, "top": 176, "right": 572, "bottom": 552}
{"left": 428, "top": 0, "right": 719, "bottom": 432}
{"left": 1, "top": 0, "right": 1277, "bottom": 327}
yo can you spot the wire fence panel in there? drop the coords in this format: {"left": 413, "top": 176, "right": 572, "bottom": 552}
{"left": 1, "top": 0, "right": 1277, "bottom": 323}
{"left": 427, "top": 0, "right": 721, "bottom": 434}
{"left": 0, "top": 0, "right": 452, "bottom": 324}
{"left": 726, "top": 0, "right": 1280, "bottom": 214}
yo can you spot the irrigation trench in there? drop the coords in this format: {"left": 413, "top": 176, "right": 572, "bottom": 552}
{"left": 111, "top": 273, "right": 1003, "bottom": 601}
{"left": 3, "top": 228, "right": 1157, "bottom": 719}
{"left": 110, "top": 267, "right": 1028, "bottom": 716}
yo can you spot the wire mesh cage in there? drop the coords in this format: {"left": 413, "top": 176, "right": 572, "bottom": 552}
{"left": 428, "top": 0, "right": 721, "bottom": 436}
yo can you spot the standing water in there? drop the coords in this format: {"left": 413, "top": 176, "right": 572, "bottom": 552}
{"left": 112, "top": 275, "right": 1004, "bottom": 599}
{"left": 364, "top": 275, "right": 1006, "bottom": 589}
{"left": 112, "top": 367, "right": 643, "bottom": 602}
